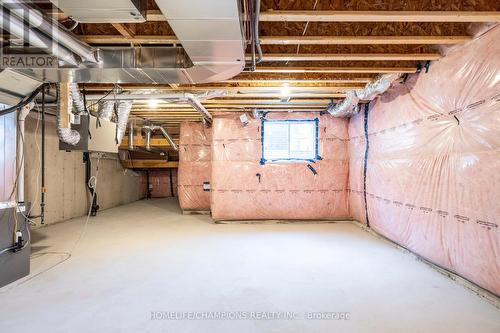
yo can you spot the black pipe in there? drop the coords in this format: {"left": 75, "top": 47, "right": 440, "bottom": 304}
{"left": 84, "top": 152, "right": 99, "bottom": 216}
{"left": 146, "top": 170, "right": 152, "bottom": 199}
{"left": 169, "top": 168, "right": 174, "bottom": 197}
{"left": 363, "top": 103, "right": 370, "bottom": 228}
{"left": 40, "top": 85, "right": 46, "bottom": 224}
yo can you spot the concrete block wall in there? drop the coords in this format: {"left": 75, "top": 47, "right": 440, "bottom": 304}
{"left": 23, "top": 113, "right": 144, "bottom": 227}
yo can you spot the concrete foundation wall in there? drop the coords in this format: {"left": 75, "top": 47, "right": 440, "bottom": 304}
{"left": 23, "top": 113, "right": 144, "bottom": 227}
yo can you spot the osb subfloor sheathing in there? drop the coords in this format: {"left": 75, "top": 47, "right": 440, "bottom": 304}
{"left": 0, "top": 198, "right": 499, "bottom": 332}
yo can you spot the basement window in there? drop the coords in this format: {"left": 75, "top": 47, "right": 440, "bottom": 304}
{"left": 261, "top": 118, "right": 319, "bottom": 164}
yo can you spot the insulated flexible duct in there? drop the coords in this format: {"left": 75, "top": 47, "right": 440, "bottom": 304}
{"left": 325, "top": 74, "right": 401, "bottom": 117}
{"left": 116, "top": 101, "right": 133, "bottom": 143}
{"left": 98, "top": 100, "right": 115, "bottom": 121}
{"left": 356, "top": 74, "right": 401, "bottom": 101}
{"left": 69, "top": 83, "right": 86, "bottom": 114}
{"left": 326, "top": 90, "right": 360, "bottom": 118}
{"left": 56, "top": 85, "right": 80, "bottom": 145}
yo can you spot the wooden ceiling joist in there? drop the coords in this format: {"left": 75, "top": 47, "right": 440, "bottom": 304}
{"left": 79, "top": 35, "right": 470, "bottom": 46}
{"left": 260, "top": 53, "right": 441, "bottom": 61}
{"left": 260, "top": 36, "right": 471, "bottom": 45}
{"left": 221, "top": 78, "right": 373, "bottom": 83}
{"left": 79, "top": 35, "right": 179, "bottom": 44}
{"left": 111, "top": 23, "right": 136, "bottom": 41}
{"left": 259, "top": 11, "right": 500, "bottom": 22}
{"left": 121, "top": 160, "right": 178, "bottom": 169}
{"left": 253, "top": 67, "right": 416, "bottom": 74}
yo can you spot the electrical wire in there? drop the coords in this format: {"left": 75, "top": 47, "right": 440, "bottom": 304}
{"left": 0, "top": 85, "right": 45, "bottom": 117}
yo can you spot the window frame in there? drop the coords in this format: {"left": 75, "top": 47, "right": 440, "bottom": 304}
{"left": 260, "top": 118, "right": 319, "bottom": 164}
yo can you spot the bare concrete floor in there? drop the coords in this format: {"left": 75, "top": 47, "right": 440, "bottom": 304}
{"left": 1, "top": 198, "right": 499, "bottom": 333}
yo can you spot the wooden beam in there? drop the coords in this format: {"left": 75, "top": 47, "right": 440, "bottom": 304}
{"left": 221, "top": 78, "right": 372, "bottom": 83}
{"left": 146, "top": 10, "right": 166, "bottom": 22}
{"left": 259, "top": 11, "right": 500, "bottom": 22}
{"left": 78, "top": 35, "right": 179, "bottom": 44}
{"left": 58, "top": 83, "right": 71, "bottom": 129}
{"left": 254, "top": 66, "right": 416, "bottom": 73}
{"left": 111, "top": 23, "right": 136, "bottom": 41}
{"left": 121, "top": 160, "right": 179, "bottom": 169}
{"left": 78, "top": 34, "right": 470, "bottom": 45}
{"left": 121, "top": 137, "right": 179, "bottom": 148}
{"left": 260, "top": 35, "right": 471, "bottom": 45}
{"left": 260, "top": 53, "right": 441, "bottom": 61}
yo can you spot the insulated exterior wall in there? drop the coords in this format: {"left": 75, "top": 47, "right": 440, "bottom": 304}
{"left": 211, "top": 112, "right": 349, "bottom": 220}
{"left": 142, "top": 169, "right": 178, "bottom": 198}
{"left": 178, "top": 122, "right": 211, "bottom": 210}
{"left": 349, "top": 26, "right": 500, "bottom": 295}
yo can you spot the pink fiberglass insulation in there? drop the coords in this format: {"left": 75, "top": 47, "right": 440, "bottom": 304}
{"left": 178, "top": 122, "right": 211, "bottom": 210}
{"left": 141, "top": 169, "right": 178, "bottom": 198}
{"left": 349, "top": 26, "right": 500, "bottom": 295}
{"left": 211, "top": 112, "right": 349, "bottom": 220}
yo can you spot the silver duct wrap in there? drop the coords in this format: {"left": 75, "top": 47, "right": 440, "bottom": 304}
{"left": 355, "top": 74, "right": 401, "bottom": 101}
{"left": 325, "top": 74, "right": 401, "bottom": 117}
{"left": 98, "top": 100, "right": 115, "bottom": 121}
{"left": 69, "top": 83, "right": 86, "bottom": 114}
{"left": 56, "top": 85, "right": 81, "bottom": 146}
{"left": 326, "top": 90, "right": 360, "bottom": 117}
{"left": 116, "top": 101, "right": 133, "bottom": 143}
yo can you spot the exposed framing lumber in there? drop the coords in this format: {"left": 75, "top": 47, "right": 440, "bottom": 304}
{"left": 111, "top": 23, "right": 136, "bottom": 42}
{"left": 120, "top": 137, "right": 179, "bottom": 148}
{"left": 121, "top": 160, "right": 179, "bottom": 169}
{"left": 221, "top": 78, "right": 372, "bottom": 83}
{"left": 146, "top": 10, "right": 166, "bottom": 22}
{"left": 77, "top": 35, "right": 470, "bottom": 45}
{"left": 78, "top": 35, "right": 179, "bottom": 44}
{"left": 260, "top": 53, "right": 441, "bottom": 61}
{"left": 260, "top": 36, "right": 471, "bottom": 45}
{"left": 253, "top": 67, "right": 416, "bottom": 74}
{"left": 66, "top": 10, "right": 500, "bottom": 23}
{"left": 259, "top": 11, "right": 500, "bottom": 22}
{"left": 58, "top": 83, "right": 71, "bottom": 129}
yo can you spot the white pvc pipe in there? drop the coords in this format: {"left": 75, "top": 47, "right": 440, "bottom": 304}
{"left": 17, "top": 102, "right": 34, "bottom": 203}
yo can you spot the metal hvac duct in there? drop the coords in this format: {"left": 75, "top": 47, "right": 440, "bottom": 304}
{"left": 2, "top": 0, "right": 99, "bottom": 63}
{"left": 0, "top": 10, "right": 80, "bottom": 66}
{"left": 4, "top": 0, "right": 246, "bottom": 84}
{"left": 142, "top": 125, "right": 178, "bottom": 151}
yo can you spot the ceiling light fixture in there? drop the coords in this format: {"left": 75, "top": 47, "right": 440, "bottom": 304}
{"left": 280, "top": 83, "right": 291, "bottom": 97}
{"left": 148, "top": 100, "right": 159, "bottom": 108}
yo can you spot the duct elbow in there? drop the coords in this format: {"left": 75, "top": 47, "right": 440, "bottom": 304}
{"left": 327, "top": 91, "right": 360, "bottom": 117}
{"left": 57, "top": 127, "right": 81, "bottom": 146}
